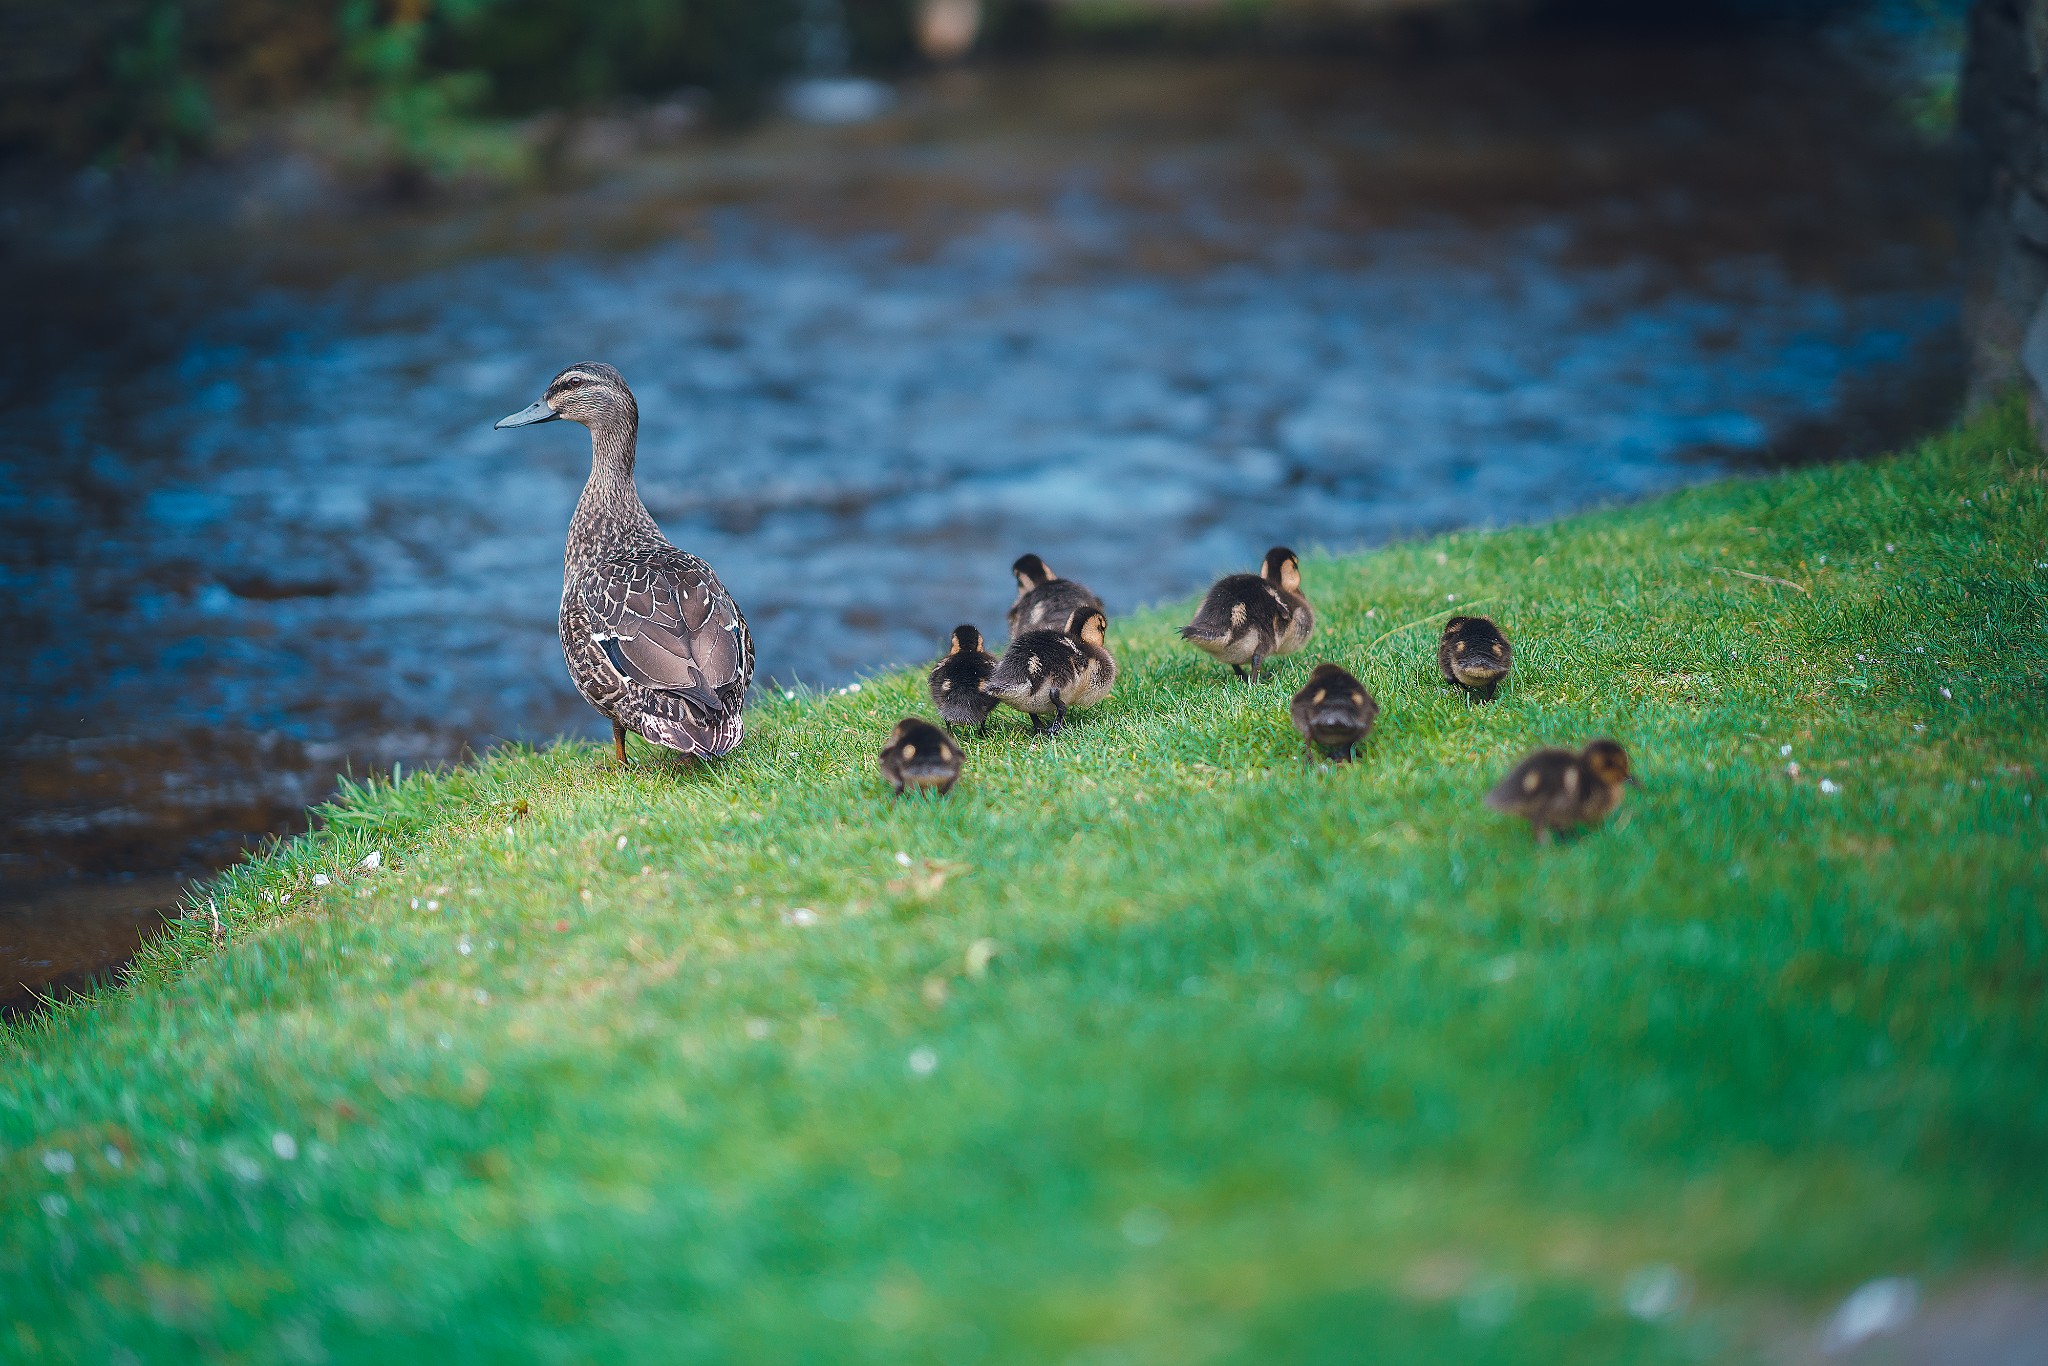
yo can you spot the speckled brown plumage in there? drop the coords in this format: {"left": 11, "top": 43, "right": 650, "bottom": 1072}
{"left": 499, "top": 363, "right": 753, "bottom": 764}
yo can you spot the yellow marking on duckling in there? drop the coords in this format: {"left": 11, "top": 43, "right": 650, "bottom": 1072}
{"left": 1522, "top": 770, "right": 1541, "bottom": 792}
{"left": 902, "top": 744, "right": 917, "bottom": 761}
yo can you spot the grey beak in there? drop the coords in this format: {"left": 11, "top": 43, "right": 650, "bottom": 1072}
{"left": 494, "top": 399, "right": 559, "bottom": 430}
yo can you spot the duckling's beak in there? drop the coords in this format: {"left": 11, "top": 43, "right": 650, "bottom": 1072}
{"left": 494, "top": 399, "right": 559, "bottom": 429}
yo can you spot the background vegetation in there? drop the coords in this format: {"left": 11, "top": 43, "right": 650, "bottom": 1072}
{"left": 2, "top": 403, "right": 2042, "bottom": 1362}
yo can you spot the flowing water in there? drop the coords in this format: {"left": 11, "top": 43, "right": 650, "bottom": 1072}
{"left": 0, "top": 36, "right": 1962, "bottom": 1013}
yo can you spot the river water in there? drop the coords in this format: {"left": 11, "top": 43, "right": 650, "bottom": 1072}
{"left": 0, "top": 36, "right": 1961, "bottom": 1012}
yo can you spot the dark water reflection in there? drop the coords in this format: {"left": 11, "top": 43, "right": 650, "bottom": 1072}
{"left": 0, "top": 40, "right": 1960, "bottom": 1011}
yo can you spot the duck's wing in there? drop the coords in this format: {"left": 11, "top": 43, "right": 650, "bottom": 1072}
{"left": 578, "top": 545, "right": 753, "bottom": 720}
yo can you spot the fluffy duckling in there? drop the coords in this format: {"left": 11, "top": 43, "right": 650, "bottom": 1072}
{"left": 1289, "top": 662, "right": 1379, "bottom": 761}
{"left": 879, "top": 718, "right": 963, "bottom": 796}
{"left": 1007, "top": 553, "right": 1106, "bottom": 637}
{"left": 1438, "top": 615, "right": 1513, "bottom": 702}
{"left": 1485, "top": 740, "right": 1637, "bottom": 842}
{"left": 928, "top": 624, "right": 1000, "bottom": 735}
{"left": 1180, "top": 546, "right": 1314, "bottom": 683}
{"left": 982, "top": 607, "right": 1116, "bottom": 735}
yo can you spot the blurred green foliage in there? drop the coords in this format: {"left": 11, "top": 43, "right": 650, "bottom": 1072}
{"left": 0, "top": 0, "right": 940, "bottom": 170}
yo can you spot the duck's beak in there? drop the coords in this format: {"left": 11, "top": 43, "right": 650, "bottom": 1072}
{"left": 494, "top": 399, "right": 559, "bottom": 429}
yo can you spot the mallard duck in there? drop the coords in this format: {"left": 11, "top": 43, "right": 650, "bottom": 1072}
{"left": 879, "top": 718, "right": 963, "bottom": 795}
{"left": 1008, "top": 553, "right": 1106, "bottom": 637}
{"left": 1439, "top": 615, "right": 1513, "bottom": 702}
{"left": 983, "top": 607, "right": 1116, "bottom": 735}
{"left": 1485, "top": 740, "right": 1637, "bottom": 841}
{"left": 497, "top": 363, "right": 753, "bottom": 766}
{"left": 929, "top": 624, "right": 999, "bottom": 734}
{"left": 1180, "top": 546, "right": 1314, "bottom": 683}
{"left": 1289, "top": 662, "right": 1378, "bottom": 761}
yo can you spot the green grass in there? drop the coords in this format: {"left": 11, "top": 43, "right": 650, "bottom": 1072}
{"left": 6, "top": 405, "right": 2047, "bottom": 1364}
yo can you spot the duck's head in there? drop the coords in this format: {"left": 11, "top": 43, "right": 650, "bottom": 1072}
{"left": 1012, "top": 554, "right": 1056, "bottom": 592}
{"left": 496, "top": 362, "right": 637, "bottom": 432}
{"left": 1067, "top": 608, "right": 1108, "bottom": 647}
{"left": 947, "top": 624, "right": 985, "bottom": 656}
{"left": 1444, "top": 615, "right": 1478, "bottom": 636}
{"left": 1582, "top": 739, "right": 1638, "bottom": 788}
{"left": 1302, "top": 661, "right": 1366, "bottom": 709}
{"left": 1261, "top": 546, "right": 1302, "bottom": 594}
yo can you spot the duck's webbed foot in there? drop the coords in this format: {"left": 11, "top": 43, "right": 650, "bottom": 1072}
{"left": 1044, "top": 697, "right": 1067, "bottom": 736}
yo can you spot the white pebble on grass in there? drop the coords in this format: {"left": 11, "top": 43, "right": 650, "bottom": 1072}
{"left": 744, "top": 1018, "right": 772, "bottom": 1040}
{"left": 473, "top": 990, "right": 490, "bottom": 1005}
{"left": 1622, "top": 1264, "right": 1690, "bottom": 1321}
{"left": 848, "top": 682, "right": 862, "bottom": 693}
{"left": 40, "top": 1194, "right": 67, "bottom": 1219}
{"left": 1120, "top": 1206, "right": 1170, "bottom": 1246}
{"left": 360, "top": 851, "right": 382, "bottom": 871}
{"left": 426, "top": 900, "right": 439, "bottom": 912}
{"left": 907, "top": 1046, "right": 939, "bottom": 1076}
{"left": 782, "top": 907, "right": 820, "bottom": 927}
{"left": 616, "top": 835, "right": 628, "bottom": 851}
{"left": 458, "top": 939, "right": 472, "bottom": 955}
{"left": 1940, "top": 687, "right": 1953, "bottom": 699}
{"left": 41, "top": 1150, "right": 74, "bottom": 1175}
{"left": 894, "top": 851, "right": 912, "bottom": 867}
{"left": 1819, "top": 780, "right": 1841, "bottom": 795}
{"left": 271, "top": 1133, "right": 297, "bottom": 1161}
{"left": 311, "top": 874, "right": 330, "bottom": 887}
{"left": 1781, "top": 744, "right": 1793, "bottom": 757}
{"left": 1821, "top": 1277, "right": 1918, "bottom": 1353}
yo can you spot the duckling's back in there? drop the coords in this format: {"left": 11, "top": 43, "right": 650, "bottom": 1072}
{"left": 1010, "top": 579, "right": 1103, "bottom": 636}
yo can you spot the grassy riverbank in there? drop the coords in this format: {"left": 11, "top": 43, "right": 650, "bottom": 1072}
{"left": 6, "top": 405, "right": 2047, "bottom": 1363}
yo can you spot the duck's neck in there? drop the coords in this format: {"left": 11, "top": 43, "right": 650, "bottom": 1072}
{"left": 571, "top": 410, "right": 659, "bottom": 549}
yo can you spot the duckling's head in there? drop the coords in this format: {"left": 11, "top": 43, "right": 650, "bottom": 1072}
{"left": 1582, "top": 739, "right": 1636, "bottom": 788}
{"left": 1261, "top": 546, "right": 1302, "bottom": 594}
{"left": 1304, "top": 661, "right": 1352, "bottom": 689}
{"left": 496, "top": 362, "right": 637, "bottom": 432}
{"left": 1012, "top": 554, "right": 1056, "bottom": 591}
{"left": 947, "top": 624, "right": 984, "bottom": 656}
{"left": 1068, "top": 608, "right": 1108, "bottom": 647}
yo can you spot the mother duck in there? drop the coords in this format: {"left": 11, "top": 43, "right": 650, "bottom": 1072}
{"left": 497, "top": 363, "right": 753, "bottom": 765}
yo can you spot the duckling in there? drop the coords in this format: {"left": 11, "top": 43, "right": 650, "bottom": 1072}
{"left": 1289, "top": 662, "right": 1379, "bottom": 761}
{"left": 1007, "top": 553, "right": 1106, "bottom": 637}
{"left": 1438, "top": 615, "right": 1513, "bottom": 702}
{"left": 982, "top": 607, "right": 1116, "bottom": 736}
{"left": 928, "top": 624, "right": 1000, "bottom": 735}
{"left": 498, "top": 363, "right": 752, "bottom": 766}
{"left": 1485, "top": 740, "right": 1637, "bottom": 842}
{"left": 879, "top": 718, "right": 963, "bottom": 795}
{"left": 1180, "top": 546, "right": 1314, "bottom": 683}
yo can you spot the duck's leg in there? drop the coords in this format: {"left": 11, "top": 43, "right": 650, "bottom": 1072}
{"left": 1231, "top": 664, "right": 1247, "bottom": 681}
{"left": 1249, "top": 652, "right": 1266, "bottom": 685}
{"left": 1336, "top": 741, "right": 1356, "bottom": 763}
{"left": 1045, "top": 696, "right": 1067, "bottom": 736}
{"left": 611, "top": 721, "right": 633, "bottom": 768}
